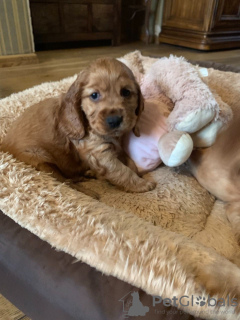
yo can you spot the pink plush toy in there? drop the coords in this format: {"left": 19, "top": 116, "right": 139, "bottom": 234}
{"left": 119, "top": 54, "right": 232, "bottom": 174}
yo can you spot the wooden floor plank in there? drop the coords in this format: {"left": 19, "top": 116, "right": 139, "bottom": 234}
{"left": 0, "top": 294, "right": 31, "bottom": 320}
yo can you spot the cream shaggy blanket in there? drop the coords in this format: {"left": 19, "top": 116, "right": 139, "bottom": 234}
{"left": 1, "top": 52, "right": 240, "bottom": 319}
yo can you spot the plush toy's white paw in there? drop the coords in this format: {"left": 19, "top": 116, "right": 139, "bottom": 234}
{"left": 175, "top": 109, "right": 215, "bottom": 133}
{"left": 191, "top": 120, "right": 223, "bottom": 148}
{"left": 158, "top": 131, "right": 193, "bottom": 167}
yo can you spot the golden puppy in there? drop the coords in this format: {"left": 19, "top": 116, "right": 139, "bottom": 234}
{"left": 190, "top": 102, "right": 240, "bottom": 242}
{"left": 1, "top": 58, "right": 156, "bottom": 198}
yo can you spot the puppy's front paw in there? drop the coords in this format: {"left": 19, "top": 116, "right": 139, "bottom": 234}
{"left": 127, "top": 179, "right": 156, "bottom": 193}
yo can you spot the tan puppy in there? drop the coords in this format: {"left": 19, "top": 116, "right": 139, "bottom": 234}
{"left": 1, "top": 58, "right": 156, "bottom": 198}
{"left": 190, "top": 102, "right": 240, "bottom": 242}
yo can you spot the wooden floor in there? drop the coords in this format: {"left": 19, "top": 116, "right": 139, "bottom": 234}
{"left": 1, "top": 41, "right": 240, "bottom": 99}
{"left": 0, "top": 40, "right": 240, "bottom": 319}
{"left": 0, "top": 294, "right": 30, "bottom": 320}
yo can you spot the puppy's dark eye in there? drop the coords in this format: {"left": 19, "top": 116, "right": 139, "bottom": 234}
{"left": 90, "top": 92, "right": 100, "bottom": 101}
{"left": 121, "top": 88, "right": 131, "bottom": 97}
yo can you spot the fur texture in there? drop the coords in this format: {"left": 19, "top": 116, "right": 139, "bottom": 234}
{"left": 189, "top": 69, "right": 240, "bottom": 243}
{"left": 1, "top": 53, "right": 240, "bottom": 319}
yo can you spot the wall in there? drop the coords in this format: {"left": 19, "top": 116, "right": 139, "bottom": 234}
{"left": 0, "top": 0, "right": 35, "bottom": 55}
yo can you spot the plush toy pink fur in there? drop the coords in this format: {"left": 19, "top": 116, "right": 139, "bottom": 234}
{"left": 120, "top": 54, "right": 232, "bottom": 173}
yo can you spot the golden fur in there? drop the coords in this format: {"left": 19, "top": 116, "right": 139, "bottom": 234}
{"left": 190, "top": 101, "right": 240, "bottom": 242}
{"left": 1, "top": 58, "right": 156, "bottom": 198}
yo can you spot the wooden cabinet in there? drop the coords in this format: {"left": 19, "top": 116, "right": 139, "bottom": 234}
{"left": 159, "top": 0, "right": 240, "bottom": 50}
{"left": 29, "top": 0, "right": 121, "bottom": 46}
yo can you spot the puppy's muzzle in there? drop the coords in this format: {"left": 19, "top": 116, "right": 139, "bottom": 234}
{"left": 106, "top": 115, "right": 123, "bottom": 129}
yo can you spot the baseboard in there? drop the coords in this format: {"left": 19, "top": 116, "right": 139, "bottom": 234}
{"left": 0, "top": 53, "right": 38, "bottom": 68}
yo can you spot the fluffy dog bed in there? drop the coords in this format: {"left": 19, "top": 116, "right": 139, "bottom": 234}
{"left": 1, "top": 52, "right": 240, "bottom": 320}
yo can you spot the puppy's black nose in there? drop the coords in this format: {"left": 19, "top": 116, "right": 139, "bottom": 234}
{"left": 106, "top": 116, "right": 123, "bottom": 129}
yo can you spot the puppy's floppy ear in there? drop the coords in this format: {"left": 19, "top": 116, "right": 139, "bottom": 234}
{"left": 133, "top": 85, "right": 144, "bottom": 137}
{"left": 59, "top": 70, "right": 88, "bottom": 139}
